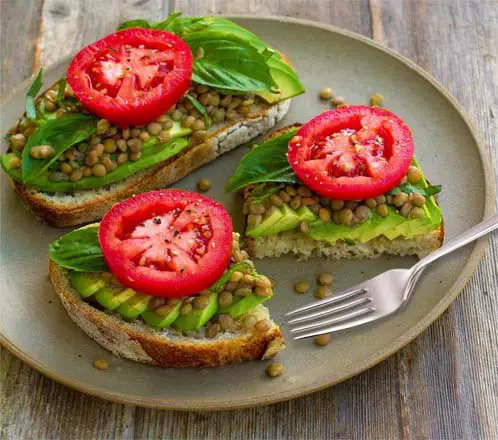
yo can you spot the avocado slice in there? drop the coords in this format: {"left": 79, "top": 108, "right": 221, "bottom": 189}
{"left": 297, "top": 205, "right": 317, "bottom": 223}
{"left": 220, "top": 291, "right": 273, "bottom": 318}
{"left": 246, "top": 206, "right": 284, "bottom": 237}
{"left": 142, "top": 300, "right": 183, "bottom": 329}
{"left": 69, "top": 272, "right": 106, "bottom": 298}
{"left": 174, "top": 292, "right": 219, "bottom": 331}
{"left": 94, "top": 286, "right": 137, "bottom": 310}
{"left": 309, "top": 214, "right": 374, "bottom": 244}
{"left": 358, "top": 207, "right": 404, "bottom": 243}
{"left": 116, "top": 293, "right": 151, "bottom": 319}
{"left": 263, "top": 204, "right": 301, "bottom": 235}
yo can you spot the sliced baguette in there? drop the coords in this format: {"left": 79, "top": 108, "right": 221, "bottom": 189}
{"left": 243, "top": 124, "right": 444, "bottom": 260}
{"left": 14, "top": 98, "right": 291, "bottom": 227}
{"left": 49, "top": 260, "right": 285, "bottom": 369}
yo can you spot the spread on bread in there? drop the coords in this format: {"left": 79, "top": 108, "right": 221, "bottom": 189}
{"left": 227, "top": 106, "right": 444, "bottom": 260}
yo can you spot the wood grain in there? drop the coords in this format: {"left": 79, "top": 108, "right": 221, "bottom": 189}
{"left": 1, "top": 0, "right": 497, "bottom": 439}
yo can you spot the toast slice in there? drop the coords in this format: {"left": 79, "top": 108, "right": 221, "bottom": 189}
{"left": 12, "top": 98, "right": 291, "bottom": 227}
{"left": 242, "top": 125, "right": 444, "bottom": 260}
{"left": 49, "top": 230, "right": 285, "bottom": 368}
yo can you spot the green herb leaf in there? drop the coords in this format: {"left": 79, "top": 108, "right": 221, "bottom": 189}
{"left": 21, "top": 114, "right": 97, "bottom": 184}
{"left": 157, "top": 15, "right": 208, "bottom": 36}
{"left": 387, "top": 183, "right": 442, "bottom": 197}
{"left": 57, "top": 76, "right": 66, "bottom": 106}
{"left": 250, "top": 183, "right": 284, "bottom": 204}
{"left": 226, "top": 128, "right": 299, "bottom": 193}
{"left": 211, "top": 263, "right": 250, "bottom": 292}
{"left": 117, "top": 19, "right": 151, "bottom": 30}
{"left": 184, "top": 94, "right": 209, "bottom": 127}
{"left": 185, "top": 33, "right": 277, "bottom": 92}
{"left": 25, "top": 69, "right": 43, "bottom": 120}
{"left": 49, "top": 226, "right": 107, "bottom": 272}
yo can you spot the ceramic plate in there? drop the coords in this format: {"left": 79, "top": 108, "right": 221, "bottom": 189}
{"left": 1, "top": 16, "right": 495, "bottom": 410}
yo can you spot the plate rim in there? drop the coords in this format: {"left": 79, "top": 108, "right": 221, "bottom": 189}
{"left": 1, "top": 14, "right": 496, "bottom": 411}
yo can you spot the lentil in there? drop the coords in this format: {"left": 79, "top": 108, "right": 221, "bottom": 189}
{"left": 319, "top": 87, "right": 334, "bottom": 99}
{"left": 117, "top": 153, "right": 128, "bottom": 165}
{"left": 294, "top": 280, "right": 310, "bottom": 294}
{"left": 297, "top": 186, "right": 312, "bottom": 197}
{"left": 369, "top": 92, "right": 384, "bottom": 107}
{"left": 300, "top": 220, "right": 310, "bottom": 234}
{"left": 400, "top": 202, "right": 413, "bottom": 217}
{"left": 8, "top": 156, "right": 21, "bottom": 169}
{"left": 314, "top": 334, "right": 332, "bottom": 346}
{"left": 158, "top": 130, "right": 172, "bottom": 143}
{"left": 270, "top": 194, "right": 283, "bottom": 206}
{"left": 219, "top": 291, "right": 233, "bottom": 307}
{"left": 149, "top": 297, "right": 165, "bottom": 310}
{"left": 92, "top": 164, "right": 107, "bottom": 177}
{"left": 318, "top": 273, "right": 334, "bottom": 285}
{"left": 376, "top": 203, "right": 389, "bottom": 217}
{"left": 330, "top": 199, "right": 345, "bottom": 211}
{"left": 315, "top": 286, "right": 332, "bottom": 299}
{"left": 319, "top": 207, "right": 331, "bottom": 222}
{"left": 265, "top": 362, "right": 284, "bottom": 377}
{"left": 255, "top": 275, "right": 272, "bottom": 289}
{"left": 156, "top": 305, "right": 173, "bottom": 316}
{"left": 355, "top": 205, "right": 370, "bottom": 223}
{"left": 129, "top": 152, "right": 142, "bottom": 161}
{"left": 407, "top": 166, "right": 422, "bottom": 183}
{"left": 302, "top": 197, "right": 318, "bottom": 206}
{"left": 411, "top": 193, "right": 426, "bottom": 207}
{"left": 96, "top": 119, "right": 110, "bottom": 135}
{"left": 255, "top": 319, "right": 271, "bottom": 332}
{"left": 289, "top": 196, "right": 301, "bottom": 210}
{"left": 69, "top": 169, "right": 83, "bottom": 182}
{"left": 331, "top": 96, "right": 345, "bottom": 106}
{"left": 93, "top": 359, "right": 109, "bottom": 370}
{"left": 394, "top": 192, "right": 409, "bottom": 207}
{"left": 285, "top": 186, "right": 297, "bottom": 196}
{"left": 244, "top": 316, "right": 257, "bottom": 329}
{"left": 193, "top": 295, "right": 210, "bottom": 309}
{"left": 249, "top": 203, "right": 266, "bottom": 215}
{"left": 102, "top": 156, "right": 116, "bottom": 171}
{"left": 338, "top": 208, "right": 354, "bottom": 225}
{"left": 278, "top": 190, "right": 291, "bottom": 203}
{"left": 206, "top": 323, "right": 221, "bottom": 338}
{"left": 180, "top": 303, "right": 193, "bottom": 316}
{"left": 365, "top": 198, "right": 377, "bottom": 209}
{"left": 10, "top": 134, "right": 26, "bottom": 150}
{"left": 235, "top": 287, "right": 252, "bottom": 297}
{"left": 196, "top": 177, "right": 212, "bottom": 192}
{"left": 219, "top": 314, "right": 234, "bottom": 331}
{"left": 82, "top": 167, "right": 92, "bottom": 177}
{"left": 254, "top": 286, "right": 272, "bottom": 297}
{"left": 409, "top": 207, "right": 425, "bottom": 218}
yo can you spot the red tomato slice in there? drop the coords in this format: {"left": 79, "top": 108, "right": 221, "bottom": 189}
{"left": 287, "top": 106, "right": 415, "bottom": 200}
{"left": 67, "top": 28, "right": 192, "bottom": 126}
{"left": 98, "top": 190, "right": 233, "bottom": 297}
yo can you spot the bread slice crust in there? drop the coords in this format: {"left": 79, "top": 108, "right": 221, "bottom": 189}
{"left": 13, "top": 99, "right": 291, "bottom": 227}
{"left": 49, "top": 260, "right": 285, "bottom": 368}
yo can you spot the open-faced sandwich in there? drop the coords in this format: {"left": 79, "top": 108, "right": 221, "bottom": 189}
{"left": 48, "top": 189, "right": 284, "bottom": 367}
{"left": 227, "top": 105, "right": 444, "bottom": 259}
{"left": 1, "top": 14, "right": 304, "bottom": 227}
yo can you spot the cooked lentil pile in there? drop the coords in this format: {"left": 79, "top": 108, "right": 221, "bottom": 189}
{"left": 244, "top": 166, "right": 427, "bottom": 231}
{"left": 8, "top": 82, "right": 259, "bottom": 183}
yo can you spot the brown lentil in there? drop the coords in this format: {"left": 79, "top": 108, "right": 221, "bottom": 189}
{"left": 270, "top": 194, "right": 283, "bottom": 206}
{"left": 255, "top": 275, "right": 272, "bottom": 289}
{"left": 235, "top": 287, "right": 252, "bottom": 297}
{"left": 8, "top": 156, "right": 21, "bottom": 169}
{"left": 297, "top": 186, "right": 312, "bottom": 197}
{"left": 319, "top": 87, "right": 334, "bottom": 99}
{"left": 60, "top": 163, "right": 73, "bottom": 175}
{"left": 331, "top": 96, "right": 345, "bottom": 106}
{"left": 255, "top": 319, "right": 271, "bottom": 332}
{"left": 294, "top": 280, "right": 310, "bottom": 294}
{"left": 180, "top": 303, "right": 193, "bottom": 316}
{"left": 219, "top": 314, "right": 235, "bottom": 331}
{"left": 10, "top": 134, "right": 26, "bottom": 150}
{"left": 365, "top": 198, "right": 377, "bottom": 209}
{"left": 394, "top": 192, "right": 409, "bottom": 207}
{"left": 219, "top": 291, "right": 233, "bottom": 307}
{"left": 149, "top": 297, "right": 166, "bottom": 310}
{"left": 82, "top": 167, "right": 92, "bottom": 177}
{"left": 302, "top": 197, "right": 318, "bottom": 206}
{"left": 129, "top": 152, "right": 142, "bottom": 161}
{"left": 315, "top": 286, "right": 332, "bottom": 299}
{"left": 319, "top": 207, "right": 331, "bottom": 222}
{"left": 117, "top": 153, "right": 128, "bottom": 165}
{"left": 244, "top": 316, "right": 257, "bottom": 329}
{"left": 192, "top": 130, "right": 207, "bottom": 142}
{"left": 157, "top": 130, "right": 172, "bottom": 144}
{"left": 278, "top": 190, "right": 291, "bottom": 203}
{"left": 300, "top": 220, "right": 311, "bottom": 234}
{"left": 411, "top": 193, "right": 426, "bottom": 207}
{"left": 376, "top": 204, "right": 389, "bottom": 217}
{"left": 96, "top": 119, "right": 110, "bottom": 135}
{"left": 369, "top": 93, "right": 384, "bottom": 107}
{"left": 254, "top": 286, "right": 272, "bottom": 297}
{"left": 69, "top": 169, "right": 83, "bottom": 182}
{"left": 285, "top": 186, "right": 297, "bottom": 196}
{"left": 249, "top": 203, "right": 266, "bottom": 215}
{"left": 229, "top": 271, "right": 244, "bottom": 283}
{"left": 196, "top": 177, "right": 211, "bottom": 192}
{"left": 409, "top": 207, "right": 425, "bottom": 218}
{"left": 193, "top": 295, "right": 210, "bottom": 309}
{"left": 330, "top": 199, "right": 345, "bottom": 211}
{"left": 139, "top": 131, "right": 150, "bottom": 142}
{"left": 92, "top": 164, "right": 107, "bottom": 177}
{"left": 206, "top": 323, "right": 221, "bottom": 338}
{"left": 44, "top": 100, "right": 57, "bottom": 112}
{"left": 314, "top": 334, "right": 332, "bottom": 346}
{"left": 289, "top": 196, "right": 301, "bottom": 210}
{"left": 265, "top": 362, "right": 284, "bottom": 377}
{"left": 400, "top": 202, "right": 413, "bottom": 217}
{"left": 355, "top": 205, "right": 370, "bottom": 222}
{"left": 93, "top": 359, "right": 109, "bottom": 370}
{"left": 247, "top": 214, "right": 263, "bottom": 229}
{"left": 338, "top": 208, "right": 354, "bottom": 225}
{"left": 318, "top": 273, "right": 334, "bottom": 285}
{"left": 407, "top": 166, "right": 422, "bottom": 183}
{"left": 102, "top": 156, "right": 116, "bottom": 172}
{"left": 156, "top": 305, "right": 174, "bottom": 316}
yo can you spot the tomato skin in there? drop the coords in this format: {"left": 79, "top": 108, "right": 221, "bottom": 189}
{"left": 67, "top": 29, "right": 192, "bottom": 126}
{"left": 98, "top": 190, "right": 233, "bottom": 297}
{"left": 287, "top": 106, "right": 415, "bottom": 200}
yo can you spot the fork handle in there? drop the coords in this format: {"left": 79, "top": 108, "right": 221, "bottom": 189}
{"left": 412, "top": 212, "right": 498, "bottom": 275}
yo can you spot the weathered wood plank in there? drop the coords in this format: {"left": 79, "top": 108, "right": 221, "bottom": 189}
{"left": 0, "top": 0, "right": 44, "bottom": 97}
{"left": 1, "top": 0, "right": 497, "bottom": 439}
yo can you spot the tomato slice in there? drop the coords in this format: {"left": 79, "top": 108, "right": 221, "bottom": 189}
{"left": 67, "top": 29, "right": 192, "bottom": 126}
{"left": 287, "top": 106, "right": 415, "bottom": 200}
{"left": 98, "top": 190, "right": 233, "bottom": 297}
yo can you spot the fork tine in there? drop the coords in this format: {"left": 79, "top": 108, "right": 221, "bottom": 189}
{"left": 290, "top": 306, "right": 375, "bottom": 334}
{"left": 285, "top": 286, "right": 367, "bottom": 317}
{"left": 292, "top": 310, "right": 378, "bottom": 340}
{"left": 287, "top": 296, "right": 372, "bottom": 324}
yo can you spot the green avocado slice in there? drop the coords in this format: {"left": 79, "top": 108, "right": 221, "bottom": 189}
{"left": 220, "top": 291, "right": 273, "bottom": 318}
{"left": 69, "top": 272, "right": 107, "bottom": 298}
{"left": 116, "top": 293, "right": 151, "bottom": 319}
{"left": 358, "top": 207, "right": 404, "bottom": 243}
{"left": 297, "top": 205, "right": 317, "bottom": 223}
{"left": 263, "top": 204, "right": 300, "bottom": 235}
{"left": 94, "top": 286, "right": 137, "bottom": 310}
{"left": 142, "top": 300, "right": 183, "bottom": 329}
{"left": 174, "top": 292, "right": 219, "bottom": 331}
{"left": 246, "top": 206, "right": 283, "bottom": 237}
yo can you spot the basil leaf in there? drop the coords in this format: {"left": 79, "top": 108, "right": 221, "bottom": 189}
{"left": 211, "top": 263, "right": 250, "bottom": 292}
{"left": 184, "top": 94, "right": 209, "bottom": 127}
{"left": 250, "top": 183, "right": 284, "bottom": 204}
{"left": 25, "top": 69, "right": 43, "bottom": 120}
{"left": 158, "top": 15, "right": 209, "bottom": 36}
{"left": 226, "top": 129, "right": 299, "bottom": 192}
{"left": 387, "top": 183, "right": 442, "bottom": 197}
{"left": 57, "top": 76, "right": 66, "bottom": 106}
{"left": 49, "top": 226, "right": 107, "bottom": 272}
{"left": 117, "top": 19, "right": 151, "bottom": 30}
{"left": 185, "top": 34, "right": 277, "bottom": 92}
{"left": 21, "top": 114, "right": 97, "bottom": 184}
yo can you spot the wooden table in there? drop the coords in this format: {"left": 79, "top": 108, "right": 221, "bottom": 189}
{"left": 1, "top": 1, "right": 497, "bottom": 438}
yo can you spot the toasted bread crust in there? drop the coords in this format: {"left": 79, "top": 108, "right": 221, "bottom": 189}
{"left": 13, "top": 99, "right": 291, "bottom": 227}
{"left": 49, "top": 260, "right": 285, "bottom": 368}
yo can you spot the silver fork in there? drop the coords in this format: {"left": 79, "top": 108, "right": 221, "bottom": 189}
{"left": 286, "top": 213, "right": 498, "bottom": 339}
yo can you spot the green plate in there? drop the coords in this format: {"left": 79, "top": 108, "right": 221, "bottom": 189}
{"left": 0, "top": 16, "right": 495, "bottom": 410}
